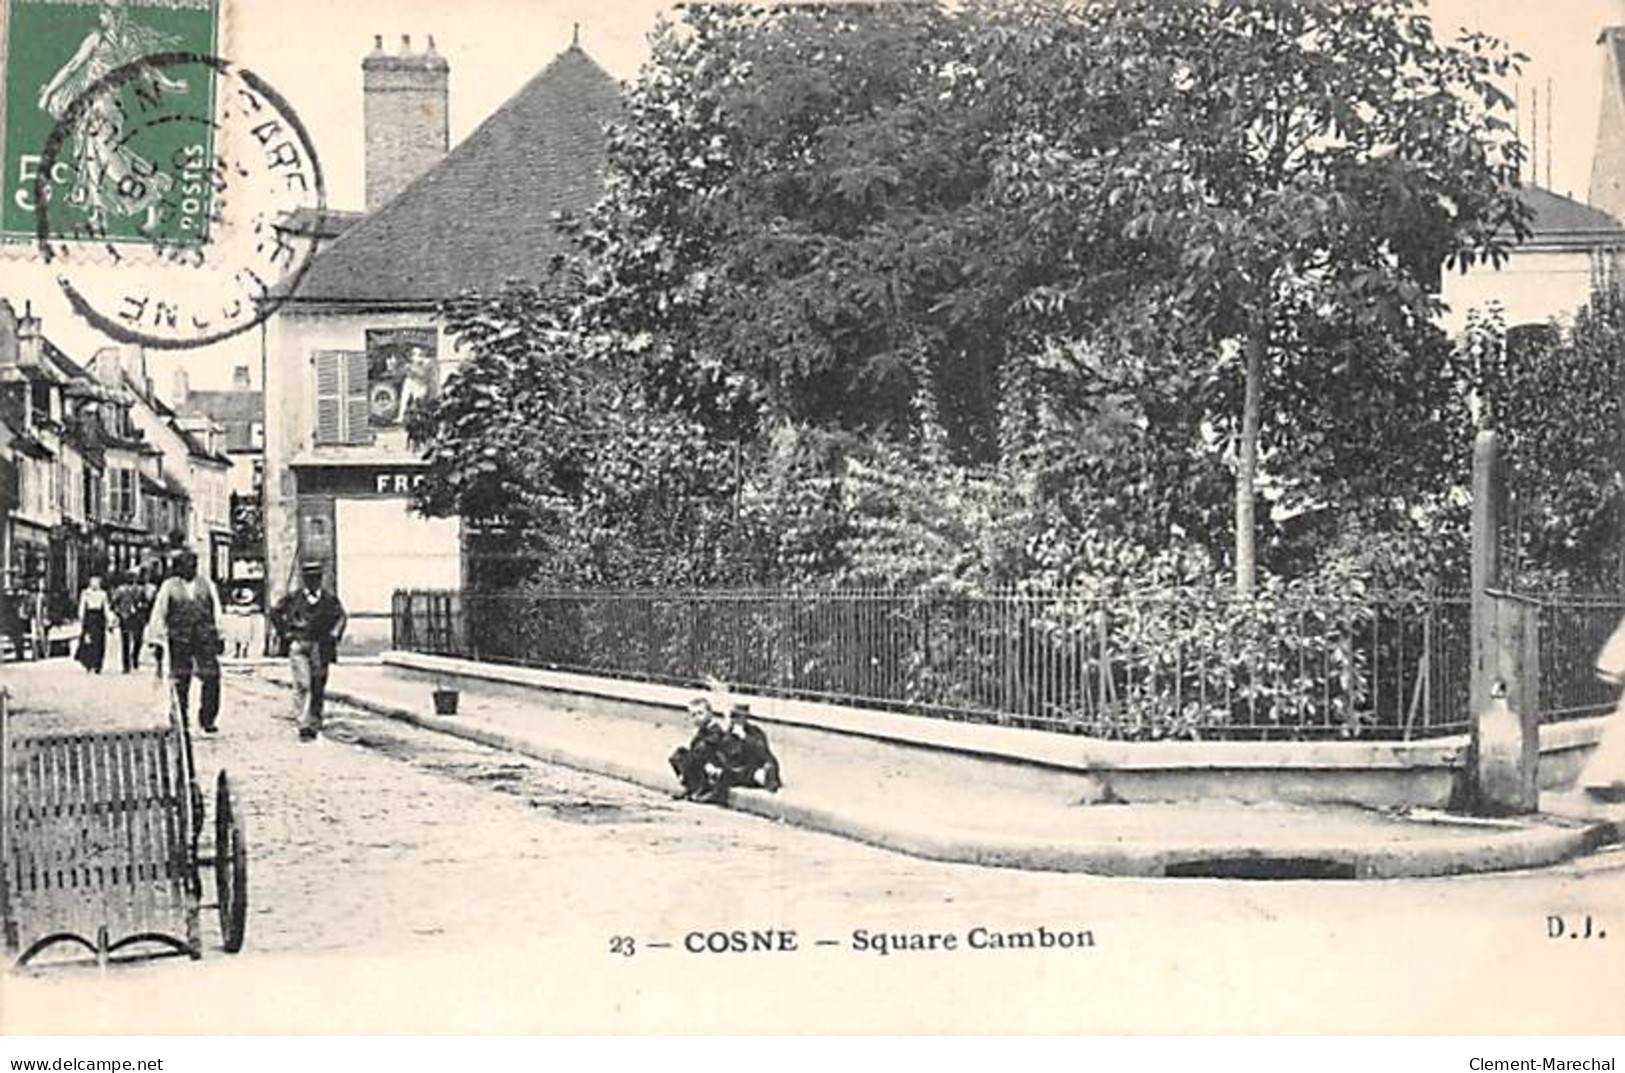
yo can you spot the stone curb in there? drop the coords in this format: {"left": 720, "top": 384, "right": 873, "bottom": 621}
{"left": 281, "top": 678, "right": 1619, "bottom": 880}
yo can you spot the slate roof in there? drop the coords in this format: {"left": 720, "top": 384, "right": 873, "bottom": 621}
{"left": 41, "top": 338, "right": 90, "bottom": 382}
{"left": 1520, "top": 186, "right": 1625, "bottom": 249}
{"left": 182, "top": 389, "right": 260, "bottom": 424}
{"left": 173, "top": 423, "right": 230, "bottom": 465}
{"left": 285, "top": 44, "right": 621, "bottom": 305}
{"left": 181, "top": 389, "right": 262, "bottom": 452}
{"left": 119, "top": 369, "right": 232, "bottom": 465}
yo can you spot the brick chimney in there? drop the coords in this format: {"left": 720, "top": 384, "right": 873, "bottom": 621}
{"left": 15, "top": 300, "right": 42, "bottom": 368}
{"left": 362, "top": 32, "right": 449, "bottom": 212}
{"left": 171, "top": 367, "right": 190, "bottom": 408}
{"left": 232, "top": 364, "right": 251, "bottom": 389}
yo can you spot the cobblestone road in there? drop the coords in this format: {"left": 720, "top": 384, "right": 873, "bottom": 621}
{"left": 4, "top": 658, "right": 1625, "bottom": 1033}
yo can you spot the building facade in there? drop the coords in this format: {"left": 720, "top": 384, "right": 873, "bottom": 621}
{"left": 173, "top": 364, "right": 267, "bottom": 607}
{"left": 118, "top": 370, "right": 232, "bottom": 586}
{"left": 0, "top": 302, "right": 185, "bottom": 649}
{"left": 1439, "top": 186, "right": 1625, "bottom": 337}
{"left": 1439, "top": 29, "right": 1625, "bottom": 337}
{"left": 262, "top": 34, "right": 619, "bottom": 652}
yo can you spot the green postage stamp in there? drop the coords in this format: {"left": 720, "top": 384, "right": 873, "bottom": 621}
{"left": 0, "top": 0, "right": 324, "bottom": 349}
{"left": 0, "top": 0, "right": 221, "bottom": 250}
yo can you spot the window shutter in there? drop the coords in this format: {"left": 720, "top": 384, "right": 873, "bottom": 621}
{"left": 345, "top": 350, "right": 371, "bottom": 445}
{"left": 314, "top": 350, "right": 343, "bottom": 445}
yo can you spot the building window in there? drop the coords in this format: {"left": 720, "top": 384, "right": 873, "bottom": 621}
{"left": 110, "top": 468, "right": 137, "bottom": 523}
{"left": 313, "top": 350, "right": 372, "bottom": 446}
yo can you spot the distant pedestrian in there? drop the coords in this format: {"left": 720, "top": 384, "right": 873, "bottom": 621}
{"left": 29, "top": 581, "right": 48, "bottom": 660}
{"left": 146, "top": 550, "right": 225, "bottom": 733}
{"left": 75, "top": 574, "right": 108, "bottom": 673}
{"left": 111, "top": 571, "right": 153, "bottom": 673}
{"left": 1, "top": 587, "right": 22, "bottom": 662}
{"left": 225, "top": 587, "right": 263, "bottom": 659}
{"left": 269, "top": 560, "right": 347, "bottom": 742}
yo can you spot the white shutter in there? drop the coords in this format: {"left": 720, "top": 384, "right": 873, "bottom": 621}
{"left": 314, "top": 351, "right": 343, "bottom": 445}
{"left": 345, "top": 350, "right": 371, "bottom": 445}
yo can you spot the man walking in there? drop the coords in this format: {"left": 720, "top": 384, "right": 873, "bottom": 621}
{"left": 111, "top": 570, "right": 153, "bottom": 672}
{"left": 269, "top": 561, "right": 347, "bottom": 741}
{"left": 146, "top": 550, "right": 225, "bottom": 733}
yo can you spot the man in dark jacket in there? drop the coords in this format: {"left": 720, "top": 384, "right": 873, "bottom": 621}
{"left": 269, "top": 560, "right": 347, "bottom": 741}
{"left": 111, "top": 571, "right": 153, "bottom": 673}
{"left": 716, "top": 703, "right": 783, "bottom": 792}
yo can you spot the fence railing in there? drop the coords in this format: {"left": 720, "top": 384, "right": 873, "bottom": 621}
{"left": 1536, "top": 593, "right": 1625, "bottom": 724}
{"left": 393, "top": 587, "right": 1499, "bottom": 741}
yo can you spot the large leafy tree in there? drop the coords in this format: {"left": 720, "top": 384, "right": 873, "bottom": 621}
{"left": 980, "top": 0, "right": 1529, "bottom": 592}
{"left": 570, "top": 2, "right": 1017, "bottom": 458}
{"left": 412, "top": 0, "right": 1531, "bottom": 595}
{"left": 407, "top": 273, "right": 755, "bottom": 588}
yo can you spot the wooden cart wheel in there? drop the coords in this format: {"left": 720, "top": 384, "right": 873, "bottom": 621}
{"left": 214, "top": 770, "right": 249, "bottom": 954}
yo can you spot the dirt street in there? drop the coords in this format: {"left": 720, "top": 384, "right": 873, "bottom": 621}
{"left": 3, "top": 658, "right": 1624, "bottom": 1034}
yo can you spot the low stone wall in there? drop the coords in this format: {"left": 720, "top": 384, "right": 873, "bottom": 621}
{"left": 381, "top": 651, "right": 1609, "bottom": 809}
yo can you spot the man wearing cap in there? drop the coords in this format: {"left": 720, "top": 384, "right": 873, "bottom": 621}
{"left": 269, "top": 561, "right": 348, "bottom": 741}
{"left": 145, "top": 550, "right": 225, "bottom": 733}
{"left": 715, "top": 703, "right": 783, "bottom": 793}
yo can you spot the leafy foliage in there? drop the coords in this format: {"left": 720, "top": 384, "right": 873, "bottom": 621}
{"left": 1473, "top": 295, "right": 1625, "bottom": 590}
{"left": 401, "top": 0, "right": 1549, "bottom": 736}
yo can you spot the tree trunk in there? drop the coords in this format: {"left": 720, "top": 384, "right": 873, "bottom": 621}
{"left": 1235, "top": 325, "right": 1265, "bottom": 597}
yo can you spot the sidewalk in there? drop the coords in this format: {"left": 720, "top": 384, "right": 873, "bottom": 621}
{"left": 255, "top": 661, "right": 1625, "bottom": 879}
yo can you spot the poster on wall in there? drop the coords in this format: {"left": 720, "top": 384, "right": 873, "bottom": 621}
{"left": 364, "top": 328, "right": 439, "bottom": 429}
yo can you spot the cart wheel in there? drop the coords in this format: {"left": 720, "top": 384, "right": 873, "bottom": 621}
{"left": 214, "top": 770, "right": 249, "bottom": 954}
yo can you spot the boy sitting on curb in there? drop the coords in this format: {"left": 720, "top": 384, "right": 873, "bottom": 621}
{"left": 670, "top": 696, "right": 783, "bottom": 804}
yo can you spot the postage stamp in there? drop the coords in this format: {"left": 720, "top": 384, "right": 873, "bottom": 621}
{"left": 0, "top": 0, "right": 325, "bottom": 349}
{"left": 1, "top": 0, "right": 221, "bottom": 249}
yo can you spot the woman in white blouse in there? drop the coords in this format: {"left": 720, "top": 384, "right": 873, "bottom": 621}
{"left": 76, "top": 574, "right": 110, "bottom": 674}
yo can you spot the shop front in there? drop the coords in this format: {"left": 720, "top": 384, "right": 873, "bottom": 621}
{"left": 290, "top": 462, "right": 461, "bottom": 653}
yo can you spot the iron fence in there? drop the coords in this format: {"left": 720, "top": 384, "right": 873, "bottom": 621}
{"left": 1536, "top": 593, "right": 1625, "bottom": 723}
{"left": 394, "top": 586, "right": 1486, "bottom": 741}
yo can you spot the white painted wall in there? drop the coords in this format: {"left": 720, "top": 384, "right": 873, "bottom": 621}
{"left": 1439, "top": 248, "right": 1604, "bottom": 335}
{"left": 335, "top": 497, "right": 461, "bottom": 614}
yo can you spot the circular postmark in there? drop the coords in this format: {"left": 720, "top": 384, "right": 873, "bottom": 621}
{"left": 34, "top": 50, "right": 326, "bottom": 350}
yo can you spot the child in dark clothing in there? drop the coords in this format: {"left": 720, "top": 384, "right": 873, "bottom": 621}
{"left": 670, "top": 697, "right": 782, "bottom": 803}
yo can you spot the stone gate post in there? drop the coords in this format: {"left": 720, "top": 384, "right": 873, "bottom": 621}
{"left": 1466, "top": 430, "right": 1541, "bottom": 814}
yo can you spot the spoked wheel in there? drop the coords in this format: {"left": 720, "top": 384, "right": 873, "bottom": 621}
{"left": 213, "top": 770, "right": 249, "bottom": 954}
